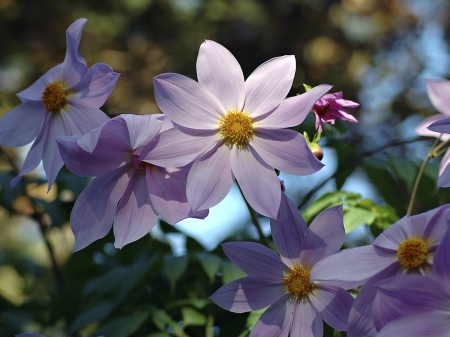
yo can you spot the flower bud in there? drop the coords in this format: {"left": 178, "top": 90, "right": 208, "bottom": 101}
{"left": 308, "top": 142, "right": 323, "bottom": 161}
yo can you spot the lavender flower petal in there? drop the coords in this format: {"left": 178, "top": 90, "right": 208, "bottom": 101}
{"left": 291, "top": 299, "right": 323, "bottom": 337}
{"left": 377, "top": 312, "right": 450, "bottom": 337}
{"left": 250, "top": 295, "right": 294, "bottom": 337}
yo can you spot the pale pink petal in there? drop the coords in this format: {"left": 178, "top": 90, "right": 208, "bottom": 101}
{"left": 142, "top": 127, "right": 218, "bottom": 168}
{"left": 250, "top": 129, "right": 323, "bottom": 175}
{"left": 231, "top": 147, "right": 281, "bottom": 219}
{"left": 438, "top": 148, "right": 450, "bottom": 187}
{"left": 255, "top": 84, "right": 332, "bottom": 128}
{"left": 300, "top": 205, "right": 345, "bottom": 267}
{"left": 415, "top": 114, "right": 450, "bottom": 140}
{"left": 186, "top": 143, "right": 234, "bottom": 211}
{"left": 222, "top": 242, "right": 288, "bottom": 283}
{"left": 10, "top": 118, "right": 47, "bottom": 189}
{"left": 250, "top": 295, "right": 294, "bottom": 337}
{"left": 426, "top": 79, "right": 450, "bottom": 116}
{"left": 71, "top": 166, "right": 131, "bottom": 251}
{"left": 0, "top": 101, "right": 46, "bottom": 147}
{"left": 270, "top": 192, "right": 308, "bottom": 267}
{"left": 197, "top": 40, "right": 244, "bottom": 112}
{"left": 244, "top": 56, "right": 296, "bottom": 118}
{"left": 68, "top": 62, "right": 120, "bottom": 108}
{"left": 310, "top": 245, "right": 397, "bottom": 290}
{"left": 291, "top": 299, "right": 323, "bottom": 337}
{"left": 153, "top": 73, "right": 225, "bottom": 129}
{"left": 113, "top": 171, "right": 158, "bottom": 248}
{"left": 308, "top": 285, "right": 353, "bottom": 331}
{"left": 334, "top": 98, "right": 360, "bottom": 108}
{"left": 121, "top": 114, "right": 164, "bottom": 150}
{"left": 209, "top": 276, "right": 286, "bottom": 313}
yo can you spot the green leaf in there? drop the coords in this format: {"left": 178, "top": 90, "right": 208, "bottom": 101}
{"left": 343, "top": 207, "right": 376, "bottom": 233}
{"left": 96, "top": 312, "right": 149, "bottom": 337}
{"left": 166, "top": 298, "right": 211, "bottom": 310}
{"left": 195, "top": 252, "right": 222, "bottom": 283}
{"left": 151, "top": 308, "right": 178, "bottom": 332}
{"left": 181, "top": 307, "right": 207, "bottom": 327}
{"left": 69, "top": 302, "right": 115, "bottom": 333}
{"left": 162, "top": 254, "right": 188, "bottom": 293}
{"left": 221, "top": 261, "right": 246, "bottom": 284}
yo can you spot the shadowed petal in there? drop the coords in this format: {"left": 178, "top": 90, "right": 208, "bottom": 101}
{"left": 270, "top": 192, "right": 308, "bottom": 267}
{"left": 71, "top": 166, "right": 131, "bottom": 251}
{"left": 255, "top": 85, "right": 332, "bottom": 128}
{"left": 231, "top": 146, "right": 281, "bottom": 219}
{"left": 311, "top": 245, "right": 397, "bottom": 290}
{"left": 428, "top": 116, "right": 450, "bottom": 134}
{"left": 60, "top": 18, "right": 88, "bottom": 87}
{"left": 438, "top": 148, "right": 450, "bottom": 187}
{"left": 121, "top": 114, "right": 164, "bottom": 150}
{"left": 250, "top": 295, "right": 294, "bottom": 337}
{"left": 251, "top": 129, "right": 323, "bottom": 175}
{"left": 142, "top": 127, "right": 218, "bottom": 168}
{"left": 222, "top": 242, "right": 287, "bottom": 283}
{"left": 244, "top": 56, "right": 295, "bottom": 118}
{"left": 291, "top": 299, "right": 323, "bottom": 337}
{"left": 16, "top": 64, "right": 62, "bottom": 102}
{"left": 69, "top": 62, "right": 120, "bottom": 107}
{"left": 10, "top": 117, "right": 48, "bottom": 189}
{"left": 187, "top": 143, "right": 234, "bottom": 211}
{"left": 346, "top": 262, "right": 399, "bottom": 337}
{"left": 41, "top": 114, "right": 65, "bottom": 188}
{"left": 113, "top": 171, "right": 158, "bottom": 249}
{"left": 210, "top": 276, "right": 286, "bottom": 313}
{"left": 153, "top": 73, "right": 225, "bottom": 129}
{"left": 415, "top": 115, "right": 450, "bottom": 140}
{"left": 376, "top": 312, "right": 450, "bottom": 337}
{"left": 433, "top": 226, "right": 450, "bottom": 283}
{"left": 300, "top": 205, "right": 345, "bottom": 267}
{"left": 64, "top": 99, "right": 110, "bottom": 137}
{"left": 309, "top": 285, "right": 353, "bottom": 331}
{"left": 426, "top": 79, "right": 450, "bottom": 116}
{"left": 197, "top": 40, "right": 244, "bottom": 112}
{"left": 0, "top": 101, "right": 46, "bottom": 147}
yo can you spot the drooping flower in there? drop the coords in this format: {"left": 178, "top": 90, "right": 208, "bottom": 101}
{"left": 56, "top": 114, "right": 208, "bottom": 251}
{"left": 343, "top": 204, "right": 450, "bottom": 337}
{"left": 373, "top": 225, "right": 450, "bottom": 336}
{"left": 312, "top": 91, "right": 359, "bottom": 132}
{"left": 0, "top": 18, "right": 119, "bottom": 189}
{"left": 210, "top": 194, "right": 357, "bottom": 336}
{"left": 145, "top": 40, "right": 331, "bottom": 219}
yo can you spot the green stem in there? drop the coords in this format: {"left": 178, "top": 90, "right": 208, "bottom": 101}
{"left": 236, "top": 182, "right": 270, "bottom": 247}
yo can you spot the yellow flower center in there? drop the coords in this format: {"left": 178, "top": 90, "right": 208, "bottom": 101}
{"left": 219, "top": 110, "right": 254, "bottom": 148}
{"left": 42, "top": 80, "right": 66, "bottom": 112}
{"left": 283, "top": 265, "right": 314, "bottom": 299}
{"left": 397, "top": 237, "right": 428, "bottom": 269}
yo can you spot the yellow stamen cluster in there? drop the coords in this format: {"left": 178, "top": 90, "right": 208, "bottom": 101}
{"left": 42, "top": 80, "right": 66, "bottom": 112}
{"left": 397, "top": 237, "right": 428, "bottom": 269}
{"left": 283, "top": 265, "right": 314, "bottom": 298}
{"left": 219, "top": 110, "right": 254, "bottom": 148}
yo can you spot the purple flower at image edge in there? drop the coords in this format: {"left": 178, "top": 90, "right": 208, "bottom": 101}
{"left": 312, "top": 91, "right": 359, "bottom": 132}
{"left": 373, "top": 225, "right": 450, "bottom": 337}
{"left": 57, "top": 114, "right": 208, "bottom": 251}
{"left": 146, "top": 40, "right": 331, "bottom": 219}
{"left": 210, "top": 194, "right": 363, "bottom": 336}
{"left": 341, "top": 204, "right": 450, "bottom": 337}
{"left": 0, "top": 18, "right": 119, "bottom": 190}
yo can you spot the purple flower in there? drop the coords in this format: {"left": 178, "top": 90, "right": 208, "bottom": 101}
{"left": 56, "top": 114, "right": 208, "bottom": 251}
{"left": 343, "top": 204, "right": 450, "bottom": 337}
{"left": 210, "top": 194, "right": 356, "bottom": 336}
{"left": 147, "top": 40, "right": 331, "bottom": 219}
{"left": 0, "top": 18, "right": 119, "bottom": 189}
{"left": 373, "top": 225, "right": 450, "bottom": 336}
{"left": 312, "top": 91, "right": 359, "bottom": 132}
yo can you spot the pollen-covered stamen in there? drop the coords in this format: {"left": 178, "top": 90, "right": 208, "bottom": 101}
{"left": 219, "top": 110, "right": 254, "bottom": 148}
{"left": 42, "top": 80, "right": 66, "bottom": 112}
{"left": 397, "top": 237, "right": 428, "bottom": 269}
{"left": 283, "top": 265, "right": 314, "bottom": 298}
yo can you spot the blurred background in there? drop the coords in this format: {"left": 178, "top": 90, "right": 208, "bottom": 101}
{"left": 1, "top": 0, "right": 450, "bottom": 336}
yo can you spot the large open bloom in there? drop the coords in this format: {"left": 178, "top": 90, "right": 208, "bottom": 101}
{"left": 0, "top": 18, "right": 119, "bottom": 189}
{"left": 312, "top": 91, "right": 359, "bottom": 132}
{"left": 146, "top": 40, "right": 331, "bottom": 219}
{"left": 57, "top": 114, "right": 208, "bottom": 251}
{"left": 342, "top": 204, "right": 450, "bottom": 337}
{"left": 210, "top": 194, "right": 356, "bottom": 336}
{"left": 373, "top": 226, "right": 450, "bottom": 336}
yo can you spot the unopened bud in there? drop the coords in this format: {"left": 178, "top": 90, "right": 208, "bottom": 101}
{"left": 308, "top": 142, "right": 323, "bottom": 161}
